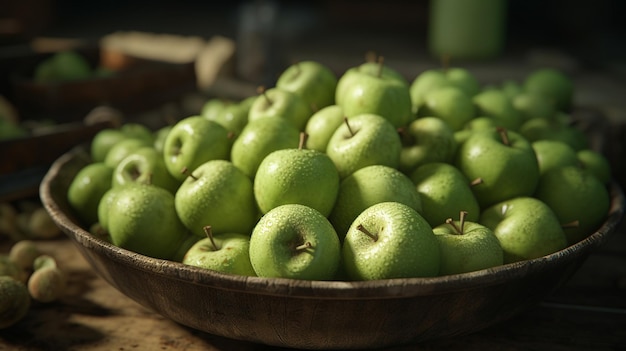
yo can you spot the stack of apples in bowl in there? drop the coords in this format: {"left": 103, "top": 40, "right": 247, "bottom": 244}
{"left": 40, "top": 54, "right": 624, "bottom": 350}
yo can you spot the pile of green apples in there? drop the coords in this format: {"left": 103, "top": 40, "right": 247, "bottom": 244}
{"left": 66, "top": 56, "right": 613, "bottom": 281}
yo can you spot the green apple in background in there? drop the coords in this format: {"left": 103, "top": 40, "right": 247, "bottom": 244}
{"left": 342, "top": 201, "right": 439, "bottom": 280}
{"left": 329, "top": 165, "right": 423, "bottom": 240}
{"left": 512, "top": 92, "right": 557, "bottom": 121}
{"left": 335, "top": 58, "right": 408, "bottom": 107}
{"left": 175, "top": 160, "right": 258, "bottom": 237}
{"left": 577, "top": 149, "right": 612, "bottom": 185}
{"left": 326, "top": 114, "right": 402, "bottom": 179}
{"left": 416, "top": 86, "right": 476, "bottom": 131}
{"left": 500, "top": 79, "right": 524, "bottom": 100}
{"left": 455, "top": 128, "right": 540, "bottom": 208}
{"left": 523, "top": 68, "right": 574, "bottom": 111}
{"left": 249, "top": 204, "right": 341, "bottom": 280}
{"left": 433, "top": 211, "right": 503, "bottom": 275}
{"left": 34, "top": 50, "right": 92, "bottom": 83}
{"left": 67, "top": 162, "right": 114, "bottom": 226}
{"left": 411, "top": 162, "right": 481, "bottom": 228}
{"left": 248, "top": 87, "right": 313, "bottom": 131}
{"left": 453, "top": 116, "right": 499, "bottom": 146}
{"left": 254, "top": 136, "right": 340, "bottom": 217}
{"left": 201, "top": 98, "right": 230, "bottom": 121}
{"left": 531, "top": 140, "right": 579, "bottom": 176}
{"left": 153, "top": 125, "right": 173, "bottom": 154}
{"left": 91, "top": 123, "right": 154, "bottom": 163}
{"left": 304, "top": 104, "right": 345, "bottom": 152}
{"left": 203, "top": 100, "right": 249, "bottom": 137}
{"left": 519, "top": 115, "right": 589, "bottom": 151}
{"left": 182, "top": 226, "right": 256, "bottom": 276}
{"left": 480, "top": 196, "right": 568, "bottom": 263}
{"left": 105, "top": 182, "right": 193, "bottom": 260}
{"left": 162, "top": 116, "right": 231, "bottom": 181}
{"left": 398, "top": 116, "right": 458, "bottom": 175}
{"left": 534, "top": 166, "right": 611, "bottom": 245}
{"left": 337, "top": 57, "right": 413, "bottom": 128}
{"left": 120, "top": 123, "right": 155, "bottom": 144}
{"left": 103, "top": 137, "right": 153, "bottom": 169}
{"left": 410, "top": 67, "right": 481, "bottom": 113}
{"left": 473, "top": 89, "right": 524, "bottom": 131}
{"left": 97, "top": 185, "right": 125, "bottom": 234}
{"left": 276, "top": 60, "right": 338, "bottom": 110}
{"left": 230, "top": 117, "right": 300, "bottom": 179}
{"left": 112, "top": 146, "right": 181, "bottom": 193}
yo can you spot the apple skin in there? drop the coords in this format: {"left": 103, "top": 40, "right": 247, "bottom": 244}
{"left": 329, "top": 165, "right": 423, "bottom": 240}
{"left": 153, "top": 125, "right": 173, "bottom": 154}
{"left": 577, "top": 149, "right": 612, "bottom": 185}
{"left": 472, "top": 89, "right": 524, "bottom": 131}
{"left": 249, "top": 204, "right": 341, "bottom": 280}
{"left": 106, "top": 183, "right": 193, "bottom": 260}
{"left": 254, "top": 147, "right": 340, "bottom": 217}
{"left": 398, "top": 116, "right": 458, "bottom": 175}
{"left": 183, "top": 232, "right": 256, "bottom": 276}
{"left": 512, "top": 92, "right": 557, "bottom": 121}
{"left": 479, "top": 196, "right": 568, "bottom": 264}
{"left": 112, "top": 146, "right": 181, "bottom": 193}
{"left": 410, "top": 162, "right": 481, "bottom": 228}
{"left": 433, "top": 219, "right": 503, "bottom": 275}
{"left": 417, "top": 86, "right": 476, "bottom": 131}
{"left": 304, "top": 104, "right": 345, "bottom": 152}
{"left": 523, "top": 68, "right": 574, "bottom": 112}
{"left": 410, "top": 67, "right": 480, "bottom": 114}
{"left": 175, "top": 160, "right": 259, "bottom": 237}
{"left": 534, "top": 166, "right": 611, "bottom": 245}
{"left": 454, "top": 128, "right": 540, "bottom": 209}
{"left": 336, "top": 61, "right": 408, "bottom": 108}
{"left": 326, "top": 113, "right": 402, "bottom": 179}
{"left": 104, "top": 137, "right": 153, "bottom": 169}
{"left": 67, "top": 162, "right": 114, "bottom": 226}
{"left": 248, "top": 87, "right": 313, "bottom": 131}
{"left": 342, "top": 201, "right": 440, "bottom": 280}
{"left": 519, "top": 116, "right": 589, "bottom": 151}
{"left": 204, "top": 102, "right": 249, "bottom": 137}
{"left": 230, "top": 117, "right": 300, "bottom": 179}
{"left": 162, "top": 116, "right": 231, "bottom": 182}
{"left": 276, "top": 60, "right": 338, "bottom": 111}
{"left": 531, "top": 140, "right": 579, "bottom": 176}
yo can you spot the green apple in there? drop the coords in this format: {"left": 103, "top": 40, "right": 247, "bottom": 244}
{"left": 512, "top": 92, "right": 557, "bottom": 121}
{"left": 276, "top": 60, "right": 338, "bottom": 111}
{"left": 175, "top": 160, "right": 258, "bottom": 237}
{"left": 336, "top": 58, "right": 408, "bottom": 108}
{"left": 416, "top": 86, "right": 476, "bottom": 131}
{"left": 398, "top": 116, "right": 458, "bottom": 175}
{"left": 201, "top": 98, "right": 230, "bottom": 121}
{"left": 182, "top": 226, "right": 256, "bottom": 276}
{"left": 519, "top": 116, "right": 589, "bottom": 151}
{"left": 410, "top": 67, "right": 480, "bottom": 113}
{"left": 342, "top": 201, "right": 440, "bottom": 280}
{"left": 91, "top": 123, "right": 154, "bottom": 163}
{"left": 472, "top": 89, "right": 524, "bottom": 131}
{"left": 67, "top": 162, "right": 114, "bottom": 226}
{"left": 480, "top": 196, "right": 568, "bottom": 263}
{"left": 119, "top": 123, "right": 155, "bottom": 144}
{"left": 153, "top": 125, "right": 173, "bottom": 154}
{"left": 455, "top": 128, "right": 540, "bottom": 208}
{"left": 230, "top": 117, "right": 300, "bottom": 179}
{"left": 336, "top": 58, "right": 413, "bottom": 128}
{"left": 304, "top": 104, "right": 345, "bottom": 152}
{"left": 254, "top": 136, "right": 340, "bottom": 216}
{"left": 0, "top": 276, "right": 31, "bottom": 329}
{"left": 531, "top": 140, "right": 579, "bottom": 176}
{"left": 500, "top": 79, "right": 524, "bottom": 100}
{"left": 249, "top": 204, "right": 341, "bottom": 280}
{"left": 534, "top": 166, "right": 611, "bottom": 244}
{"left": 329, "top": 164, "right": 423, "bottom": 239}
{"left": 112, "top": 146, "right": 181, "bottom": 193}
{"left": 577, "top": 149, "right": 612, "bottom": 185}
{"left": 34, "top": 50, "right": 92, "bottom": 83}
{"left": 103, "top": 137, "right": 153, "bottom": 169}
{"left": 523, "top": 68, "right": 574, "bottom": 111}
{"left": 411, "top": 162, "right": 481, "bottom": 228}
{"left": 106, "top": 182, "right": 193, "bottom": 260}
{"left": 326, "top": 114, "right": 402, "bottom": 179}
{"left": 97, "top": 185, "right": 125, "bottom": 234}
{"left": 203, "top": 100, "right": 249, "bottom": 137}
{"left": 163, "top": 116, "right": 231, "bottom": 182}
{"left": 248, "top": 87, "right": 313, "bottom": 131}
{"left": 433, "top": 211, "right": 503, "bottom": 275}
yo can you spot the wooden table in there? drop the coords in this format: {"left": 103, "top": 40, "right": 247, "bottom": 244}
{"left": 1, "top": 223, "right": 625, "bottom": 351}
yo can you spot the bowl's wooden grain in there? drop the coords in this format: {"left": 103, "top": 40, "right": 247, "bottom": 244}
{"left": 39, "top": 146, "right": 625, "bottom": 350}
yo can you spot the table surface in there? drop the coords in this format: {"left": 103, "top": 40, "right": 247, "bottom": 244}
{"left": 1, "top": 220, "right": 625, "bottom": 351}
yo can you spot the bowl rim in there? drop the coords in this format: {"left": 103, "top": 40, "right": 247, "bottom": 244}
{"left": 40, "top": 146, "right": 626, "bottom": 300}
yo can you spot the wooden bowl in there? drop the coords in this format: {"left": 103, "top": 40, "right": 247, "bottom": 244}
{"left": 39, "top": 146, "right": 625, "bottom": 350}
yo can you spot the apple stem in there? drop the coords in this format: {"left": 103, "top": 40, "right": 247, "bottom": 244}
{"left": 257, "top": 85, "right": 272, "bottom": 105}
{"left": 561, "top": 220, "right": 580, "bottom": 229}
{"left": 459, "top": 210, "right": 468, "bottom": 233}
{"left": 470, "top": 178, "right": 483, "bottom": 187}
{"left": 298, "top": 132, "right": 308, "bottom": 150}
{"left": 203, "top": 225, "right": 219, "bottom": 251}
{"left": 227, "top": 131, "right": 236, "bottom": 140}
{"left": 365, "top": 50, "right": 377, "bottom": 63}
{"left": 295, "top": 241, "right": 312, "bottom": 251}
{"left": 496, "top": 127, "right": 511, "bottom": 146}
{"left": 445, "top": 218, "right": 462, "bottom": 235}
{"left": 180, "top": 167, "right": 198, "bottom": 181}
{"left": 396, "top": 127, "right": 414, "bottom": 145}
{"left": 344, "top": 117, "right": 356, "bottom": 137}
{"left": 377, "top": 56, "right": 385, "bottom": 78}
{"left": 356, "top": 224, "right": 378, "bottom": 241}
